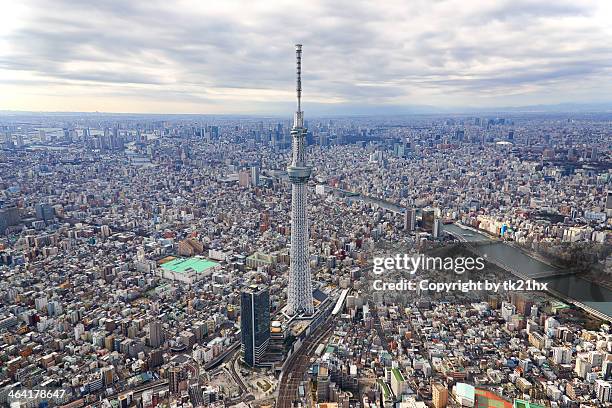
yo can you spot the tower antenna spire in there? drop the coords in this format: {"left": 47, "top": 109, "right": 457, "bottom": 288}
{"left": 294, "top": 44, "right": 304, "bottom": 128}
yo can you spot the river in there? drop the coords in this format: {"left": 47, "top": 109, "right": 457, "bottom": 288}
{"left": 443, "top": 223, "right": 612, "bottom": 319}
{"left": 336, "top": 189, "right": 611, "bottom": 319}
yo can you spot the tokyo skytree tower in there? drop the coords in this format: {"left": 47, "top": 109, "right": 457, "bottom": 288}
{"left": 286, "top": 44, "right": 314, "bottom": 316}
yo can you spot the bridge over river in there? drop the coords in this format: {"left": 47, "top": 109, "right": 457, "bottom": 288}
{"left": 444, "top": 223, "right": 612, "bottom": 321}
{"left": 325, "top": 186, "right": 611, "bottom": 320}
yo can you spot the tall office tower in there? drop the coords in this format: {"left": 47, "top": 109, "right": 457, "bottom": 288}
{"left": 404, "top": 208, "right": 416, "bottom": 232}
{"left": 433, "top": 217, "right": 442, "bottom": 238}
{"left": 421, "top": 208, "right": 435, "bottom": 232}
{"left": 595, "top": 380, "right": 611, "bottom": 404}
{"left": 575, "top": 355, "right": 592, "bottom": 379}
{"left": 286, "top": 44, "right": 314, "bottom": 316}
{"left": 188, "top": 383, "right": 205, "bottom": 406}
{"left": 603, "top": 356, "right": 612, "bottom": 380}
{"left": 148, "top": 321, "right": 164, "bottom": 348}
{"left": 0, "top": 206, "right": 21, "bottom": 234}
{"left": 251, "top": 165, "right": 260, "bottom": 187}
{"left": 241, "top": 286, "right": 270, "bottom": 367}
{"left": 35, "top": 203, "right": 55, "bottom": 222}
{"left": 168, "top": 365, "right": 182, "bottom": 394}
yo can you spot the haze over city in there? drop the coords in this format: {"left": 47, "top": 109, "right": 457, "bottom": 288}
{"left": 2, "top": 0, "right": 612, "bottom": 114}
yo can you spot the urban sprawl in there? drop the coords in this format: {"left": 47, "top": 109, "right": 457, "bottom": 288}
{"left": 0, "top": 59, "right": 611, "bottom": 408}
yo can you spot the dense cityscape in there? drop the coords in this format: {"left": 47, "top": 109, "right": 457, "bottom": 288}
{"left": 0, "top": 93, "right": 611, "bottom": 408}
{"left": 1, "top": 0, "right": 612, "bottom": 403}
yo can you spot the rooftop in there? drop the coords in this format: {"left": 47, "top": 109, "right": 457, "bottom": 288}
{"left": 160, "top": 257, "right": 218, "bottom": 274}
{"left": 392, "top": 367, "right": 404, "bottom": 382}
{"left": 378, "top": 379, "right": 391, "bottom": 398}
{"left": 514, "top": 400, "right": 545, "bottom": 408}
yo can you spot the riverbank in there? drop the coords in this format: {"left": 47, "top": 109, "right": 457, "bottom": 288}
{"left": 455, "top": 223, "right": 612, "bottom": 292}
{"left": 444, "top": 223, "right": 612, "bottom": 321}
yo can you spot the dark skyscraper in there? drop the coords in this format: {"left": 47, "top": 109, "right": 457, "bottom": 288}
{"left": 251, "top": 165, "right": 260, "bottom": 187}
{"left": 149, "top": 321, "right": 164, "bottom": 348}
{"left": 0, "top": 206, "right": 20, "bottom": 234}
{"left": 240, "top": 285, "right": 270, "bottom": 367}
{"left": 422, "top": 208, "right": 435, "bottom": 232}
{"left": 168, "top": 365, "right": 182, "bottom": 395}
{"left": 35, "top": 203, "right": 54, "bottom": 221}
{"left": 404, "top": 208, "right": 416, "bottom": 232}
{"left": 188, "top": 383, "right": 204, "bottom": 406}
{"left": 455, "top": 129, "right": 465, "bottom": 142}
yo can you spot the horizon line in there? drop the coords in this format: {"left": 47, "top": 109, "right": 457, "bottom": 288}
{"left": 2, "top": 104, "right": 612, "bottom": 118}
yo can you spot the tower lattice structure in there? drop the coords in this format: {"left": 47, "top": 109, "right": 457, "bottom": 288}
{"left": 286, "top": 44, "right": 314, "bottom": 316}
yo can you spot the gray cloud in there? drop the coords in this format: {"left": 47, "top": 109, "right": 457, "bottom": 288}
{"left": 1, "top": 0, "right": 611, "bottom": 113}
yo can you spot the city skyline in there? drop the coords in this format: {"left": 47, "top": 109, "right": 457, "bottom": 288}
{"left": 2, "top": 1, "right": 612, "bottom": 114}
{"left": 0, "top": 107, "right": 610, "bottom": 406}
{"left": 0, "top": 2, "right": 611, "bottom": 407}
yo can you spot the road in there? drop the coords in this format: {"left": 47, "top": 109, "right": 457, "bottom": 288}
{"left": 203, "top": 341, "right": 240, "bottom": 370}
{"left": 368, "top": 297, "right": 390, "bottom": 353}
{"left": 225, "top": 348, "right": 255, "bottom": 405}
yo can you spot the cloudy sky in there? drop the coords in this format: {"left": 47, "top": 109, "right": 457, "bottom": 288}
{"left": 1, "top": 0, "right": 611, "bottom": 114}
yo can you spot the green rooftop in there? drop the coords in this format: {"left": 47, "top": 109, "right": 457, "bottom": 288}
{"left": 161, "top": 257, "right": 218, "bottom": 273}
{"left": 514, "top": 400, "right": 545, "bottom": 408}
{"left": 392, "top": 367, "right": 404, "bottom": 383}
{"left": 378, "top": 379, "right": 391, "bottom": 398}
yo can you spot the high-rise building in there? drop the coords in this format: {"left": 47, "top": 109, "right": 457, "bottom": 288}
{"left": 168, "top": 365, "right": 182, "bottom": 394}
{"left": 603, "top": 356, "right": 612, "bottom": 380}
{"left": 575, "top": 355, "right": 592, "bottom": 379}
{"left": 188, "top": 383, "right": 204, "bottom": 406}
{"left": 589, "top": 351, "right": 604, "bottom": 367}
{"left": 421, "top": 208, "right": 435, "bottom": 232}
{"left": 595, "top": 380, "right": 611, "bottom": 403}
{"left": 552, "top": 347, "right": 572, "bottom": 365}
{"left": 240, "top": 285, "right": 270, "bottom": 367}
{"left": 404, "top": 208, "right": 416, "bottom": 232}
{"left": 0, "top": 206, "right": 20, "bottom": 234}
{"left": 433, "top": 217, "right": 442, "bottom": 238}
{"left": 432, "top": 383, "right": 448, "bottom": 408}
{"left": 286, "top": 44, "right": 314, "bottom": 316}
{"left": 238, "top": 170, "right": 250, "bottom": 187}
{"left": 455, "top": 129, "right": 465, "bottom": 141}
{"left": 149, "top": 321, "right": 164, "bottom": 348}
{"left": 35, "top": 203, "right": 55, "bottom": 221}
{"left": 148, "top": 349, "right": 164, "bottom": 368}
{"left": 117, "top": 392, "right": 132, "bottom": 408}
{"left": 390, "top": 368, "right": 408, "bottom": 398}
{"left": 34, "top": 295, "right": 48, "bottom": 312}
{"left": 251, "top": 166, "right": 260, "bottom": 187}
{"left": 101, "top": 366, "right": 114, "bottom": 386}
